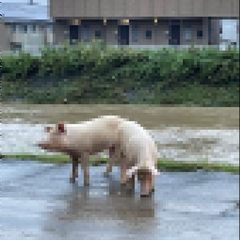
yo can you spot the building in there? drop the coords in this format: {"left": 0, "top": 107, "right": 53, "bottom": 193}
{"left": 1, "top": 2, "right": 53, "bottom": 54}
{"left": 50, "top": 0, "right": 239, "bottom": 48}
{"left": 219, "top": 19, "right": 240, "bottom": 49}
{"left": 237, "top": 19, "right": 239, "bottom": 47}
{"left": 0, "top": 18, "right": 11, "bottom": 51}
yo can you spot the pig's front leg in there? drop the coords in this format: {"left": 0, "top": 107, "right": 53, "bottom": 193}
{"left": 120, "top": 154, "right": 127, "bottom": 185}
{"left": 81, "top": 152, "right": 90, "bottom": 186}
{"left": 126, "top": 174, "right": 135, "bottom": 192}
{"left": 70, "top": 155, "right": 79, "bottom": 183}
{"left": 104, "top": 146, "right": 116, "bottom": 176}
{"left": 151, "top": 175, "right": 155, "bottom": 193}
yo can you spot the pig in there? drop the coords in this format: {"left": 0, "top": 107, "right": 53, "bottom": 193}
{"left": 114, "top": 120, "right": 159, "bottom": 197}
{"left": 37, "top": 115, "right": 127, "bottom": 185}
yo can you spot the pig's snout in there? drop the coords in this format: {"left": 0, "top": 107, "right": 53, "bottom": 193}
{"left": 37, "top": 140, "right": 48, "bottom": 149}
{"left": 140, "top": 181, "right": 153, "bottom": 197}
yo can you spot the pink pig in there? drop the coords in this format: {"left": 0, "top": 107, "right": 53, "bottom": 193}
{"left": 37, "top": 115, "right": 126, "bottom": 185}
{"left": 113, "top": 120, "right": 159, "bottom": 197}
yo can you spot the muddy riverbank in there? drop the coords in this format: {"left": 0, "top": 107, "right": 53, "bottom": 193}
{"left": 1, "top": 104, "right": 239, "bottom": 166}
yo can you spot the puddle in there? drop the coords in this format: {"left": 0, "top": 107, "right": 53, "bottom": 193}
{"left": 0, "top": 160, "right": 239, "bottom": 240}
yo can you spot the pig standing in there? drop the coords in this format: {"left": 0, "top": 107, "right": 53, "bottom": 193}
{"left": 37, "top": 115, "right": 126, "bottom": 185}
{"left": 114, "top": 120, "right": 159, "bottom": 197}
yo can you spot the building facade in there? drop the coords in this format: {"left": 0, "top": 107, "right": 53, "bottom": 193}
{"left": 237, "top": 19, "right": 240, "bottom": 47}
{"left": 0, "top": 19, "right": 11, "bottom": 51}
{"left": 1, "top": 2, "right": 53, "bottom": 54}
{"left": 50, "top": 0, "right": 239, "bottom": 47}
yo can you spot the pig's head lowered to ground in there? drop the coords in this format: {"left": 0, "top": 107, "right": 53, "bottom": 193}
{"left": 126, "top": 165, "right": 159, "bottom": 197}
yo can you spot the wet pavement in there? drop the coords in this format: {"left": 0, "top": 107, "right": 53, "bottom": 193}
{"left": 0, "top": 159, "right": 239, "bottom": 240}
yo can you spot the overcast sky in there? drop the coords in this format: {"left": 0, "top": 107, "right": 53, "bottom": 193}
{"left": 1, "top": 0, "right": 238, "bottom": 41}
{"left": 1, "top": 0, "right": 48, "bottom": 4}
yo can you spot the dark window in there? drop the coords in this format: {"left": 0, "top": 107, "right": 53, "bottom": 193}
{"left": 23, "top": 25, "right": 28, "bottom": 33}
{"left": 83, "top": 25, "right": 90, "bottom": 42}
{"left": 32, "top": 24, "right": 37, "bottom": 33}
{"left": 197, "top": 30, "right": 203, "bottom": 38}
{"left": 10, "top": 42, "right": 22, "bottom": 52}
{"left": 132, "top": 25, "right": 138, "bottom": 42}
{"left": 10, "top": 24, "right": 17, "bottom": 33}
{"left": 146, "top": 30, "right": 152, "bottom": 39}
{"left": 219, "top": 27, "right": 223, "bottom": 34}
{"left": 95, "top": 30, "right": 101, "bottom": 38}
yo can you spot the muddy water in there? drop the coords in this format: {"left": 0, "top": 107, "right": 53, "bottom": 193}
{"left": 1, "top": 104, "right": 239, "bottom": 165}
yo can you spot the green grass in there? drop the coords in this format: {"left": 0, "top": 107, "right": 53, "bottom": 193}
{"left": 1, "top": 153, "right": 239, "bottom": 174}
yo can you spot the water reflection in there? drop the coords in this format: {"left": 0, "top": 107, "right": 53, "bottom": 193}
{"left": 1, "top": 161, "right": 239, "bottom": 240}
{"left": 42, "top": 176, "right": 157, "bottom": 239}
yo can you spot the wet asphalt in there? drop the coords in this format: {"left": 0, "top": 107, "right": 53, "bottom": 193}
{"left": 0, "top": 159, "right": 239, "bottom": 240}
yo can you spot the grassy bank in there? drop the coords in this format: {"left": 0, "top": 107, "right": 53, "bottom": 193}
{"left": 2, "top": 42, "right": 239, "bottom": 106}
{"left": 3, "top": 80, "right": 239, "bottom": 106}
{"left": 1, "top": 153, "right": 239, "bottom": 174}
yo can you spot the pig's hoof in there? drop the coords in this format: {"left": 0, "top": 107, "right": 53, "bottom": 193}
{"left": 140, "top": 193, "right": 151, "bottom": 198}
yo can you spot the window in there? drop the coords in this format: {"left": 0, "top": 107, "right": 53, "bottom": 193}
{"left": 47, "top": 25, "right": 53, "bottom": 34}
{"left": 10, "top": 42, "right": 22, "bottom": 52}
{"left": 17, "top": 25, "right": 23, "bottom": 33}
{"left": 95, "top": 30, "right": 101, "bottom": 39}
{"left": 132, "top": 25, "right": 138, "bottom": 42}
{"left": 10, "top": 24, "right": 17, "bottom": 33}
{"left": 184, "top": 27, "right": 192, "bottom": 41}
{"left": 197, "top": 29, "right": 203, "bottom": 38}
{"left": 83, "top": 25, "right": 90, "bottom": 42}
{"left": 23, "top": 25, "right": 28, "bottom": 34}
{"left": 219, "top": 26, "right": 223, "bottom": 34}
{"left": 146, "top": 30, "right": 152, "bottom": 40}
{"left": 29, "top": 24, "right": 37, "bottom": 33}
{"left": 32, "top": 24, "right": 37, "bottom": 33}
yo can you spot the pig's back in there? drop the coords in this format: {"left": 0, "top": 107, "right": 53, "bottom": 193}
{"left": 66, "top": 116, "right": 125, "bottom": 153}
{"left": 118, "top": 120, "right": 157, "bottom": 166}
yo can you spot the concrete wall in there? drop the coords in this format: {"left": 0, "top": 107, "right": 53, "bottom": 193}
{"left": 50, "top": 0, "right": 239, "bottom": 18}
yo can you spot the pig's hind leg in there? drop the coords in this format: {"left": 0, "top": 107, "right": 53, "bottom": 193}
{"left": 104, "top": 146, "right": 117, "bottom": 176}
{"left": 81, "top": 152, "right": 90, "bottom": 186}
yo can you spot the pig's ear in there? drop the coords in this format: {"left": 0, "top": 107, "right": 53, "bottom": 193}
{"left": 44, "top": 126, "right": 53, "bottom": 132}
{"left": 57, "top": 122, "right": 65, "bottom": 133}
